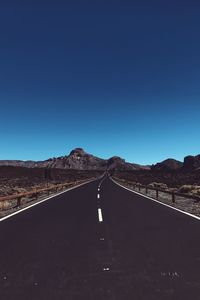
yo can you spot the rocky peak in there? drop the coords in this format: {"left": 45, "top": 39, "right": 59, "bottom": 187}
{"left": 151, "top": 159, "right": 183, "bottom": 171}
{"left": 108, "top": 156, "right": 125, "bottom": 164}
{"left": 69, "top": 148, "right": 87, "bottom": 157}
{"left": 107, "top": 156, "right": 130, "bottom": 170}
{"left": 183, "top": 155, "right": 200, "bottom": 170}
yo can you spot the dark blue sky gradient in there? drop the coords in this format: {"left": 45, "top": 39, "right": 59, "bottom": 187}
{"left": 1, "top": 1, "right": 200, "bottom": 164}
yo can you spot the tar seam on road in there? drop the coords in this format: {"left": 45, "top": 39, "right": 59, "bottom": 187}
{"left": 111, "top": 178, "right": 200, "bottom": 221}
{"left": 0, "top": 179, "right": 97, "bottom": 223}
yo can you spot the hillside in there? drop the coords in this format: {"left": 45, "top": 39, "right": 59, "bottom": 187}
{"left": 0, "top": 148, "right": 149, "bottom": 171}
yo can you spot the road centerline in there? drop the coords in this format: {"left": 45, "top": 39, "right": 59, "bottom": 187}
{"left": 98, "top": 208, "right": 103, "bottom": 222}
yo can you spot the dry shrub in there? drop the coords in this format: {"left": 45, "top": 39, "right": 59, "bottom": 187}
{"left": 0, "top": 200, "right": 17, "bottom": 211}
{"left": 148, "top": 182, "right": 168, "bottom": 189}
{"left": 179, "top": 185, "right": 200, "bottom": 195}
{"left": 179, "top": 185, "right": 193, "bottom": 193}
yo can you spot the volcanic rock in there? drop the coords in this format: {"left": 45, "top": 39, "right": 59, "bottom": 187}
{"left": 183, "top": 155, "right": 200, "bottom": 171}
{"left": 151, "top": 159, "right": 183, "bottom": 171}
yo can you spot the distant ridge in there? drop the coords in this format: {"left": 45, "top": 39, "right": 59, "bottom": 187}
{"left": 0, "top": 148, "right": 149, "bottom": 171}
{"left": 151, "top": 159, "right": 183, "bottom": 171}
{"left": 1, "top": 148, "right": 199, "bottom": 171}
{"left": 152, "top": 155, "right": 200, "bottom": 171}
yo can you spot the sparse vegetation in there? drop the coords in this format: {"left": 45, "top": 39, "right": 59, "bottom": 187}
{"left": 113, "top": 171, "right": 200, "bottom": 217}
{"left": 0, "top": 166, "right": 100, "bottom": 217}
{"left": 178, "top": 185, "right": 200, "bottom": 195}
{"left": 113, "top": 170, "right": 200, "bottom": 188}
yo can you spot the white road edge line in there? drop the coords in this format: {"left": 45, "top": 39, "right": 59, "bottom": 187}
{"left": 98, "top": 208, "right": 103, "bottom": 222}
{"left": 0, "top": 179, "right": 96, "bottom": 223}
{"left": 111, "top": 178, "right": 200, "bottom": 221}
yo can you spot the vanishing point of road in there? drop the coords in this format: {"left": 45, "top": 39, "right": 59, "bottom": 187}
{"left": 1, "top": 176, "right": 200, "bottom": 299}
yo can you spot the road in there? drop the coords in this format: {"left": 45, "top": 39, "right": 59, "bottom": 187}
{"left": 0, "top": 177, "right": 200, "bottom": 299}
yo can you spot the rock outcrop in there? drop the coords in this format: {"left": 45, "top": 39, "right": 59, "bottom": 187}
{"left": 48, "top": 148, "right": 107, "bottom": 170}
{"left": 183, "top": 155, "right": 200, "bottom": 171}
{"left": 151, "top": 159, "right": 183, "bottom": 171}
{"left": 107, "top": 156, "right": 148, "bottom": 170}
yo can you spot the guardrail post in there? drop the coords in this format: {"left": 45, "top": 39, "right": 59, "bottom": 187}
{"left": 156, "top": 189, "right": 159, "bottom": 199}
{"left": 139, "top": 185, "right": 141, "bottom": 192}
{"left": 145, "top": 186, "right": 148, "bottom": 194}
{"left": 46, "top": 183, "right": 49, "bottom": 195}
{"left": 17, "top": 196, "right": 22, "bottom": 207}
{"left": 172, "top": 192, "right": 175, "bottom": 203}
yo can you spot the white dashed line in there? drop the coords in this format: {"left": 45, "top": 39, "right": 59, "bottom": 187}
{"left": 98, "top": 208, "right": 103, "bottom": 222}
{"left": 97, "top": 194, "right": 100, "bottom": 199}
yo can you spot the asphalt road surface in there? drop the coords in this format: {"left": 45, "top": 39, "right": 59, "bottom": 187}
{"left": 1, "top": 177, "right": 200, "bottom": 300}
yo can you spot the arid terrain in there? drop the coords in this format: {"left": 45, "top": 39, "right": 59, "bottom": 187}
{"left": 1, "top": 148, "right": 200, "bottom": 217}
{"left": 113, "top": 170, "right": 200, "bottom": 217}
{"left": 0, "top": 166, "right": 100, "bottom": 217}
{"left": 0, "top": 166, "right": 101, "bottom": 196}
{"left": 112, "top": 153, "right": 200, "bottom": 193}
{"left": 113, "top": 169, "right": 200, "bottom": 190}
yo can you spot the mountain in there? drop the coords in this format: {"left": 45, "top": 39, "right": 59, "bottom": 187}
{"left": 151, "top": 159, "right": 183, "bottom": 171}
{"left": 0, "top": 148, "right": 148, "bottom": 171}
{"left": 183, "top": 155, "right": 200, "bottom": 171}
{"left": 2, "top": 148, "right": 199, "bottom": 171}
{"left": 46, "top": 148, "right": 107, "bottom": 170}
{"left": 152, "top": 155, "right": 200, "bottom": 171}
{"left": 107, "top": 156, "right": 149, "bottom": 171}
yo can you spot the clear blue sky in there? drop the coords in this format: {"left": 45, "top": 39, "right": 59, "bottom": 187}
{"left": 0, "top": 1, "right": 200, "bottom": 165}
